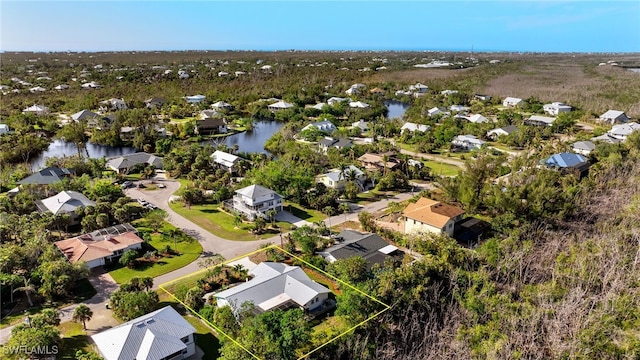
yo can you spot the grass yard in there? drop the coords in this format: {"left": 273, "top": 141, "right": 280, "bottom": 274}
{"left": 311, "top": 315, "right": 350, "bottom": 347}
{"left": 423, "top": 160, "right": 461, "bottom": 177}
{"left": 58, "top": 322, "right": 95, "bottom": 359}
{"left": 169, "top": 202, "right": 292, "bottom": 241}
{"left": 284, "top": 202, "right": 326, "bottom": 223}
{"left": 109, "top": 222, "right": 203, "bottom": 284}
{"left": 184, "top": 315, "right": 221, "bottom": 359}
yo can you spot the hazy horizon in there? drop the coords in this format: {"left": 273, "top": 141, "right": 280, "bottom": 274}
{"left": 1, "top": 1, "right": 639, "bottom": 53}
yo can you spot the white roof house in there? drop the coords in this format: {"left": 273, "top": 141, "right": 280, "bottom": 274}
{"left": 349, "top": 101, "right": 370, "bottom": 108}
{"left": 441, "top": 89, "right": 458, "bottom": 96}
{"left": 210, "top": 262, "right": 331, "bottom": 315}
{"left": 22, "top": 104, "right": 50, "bottom": 116}
{"left": 451, "top": 135, "right": 487, "bottom": 151}
{"left": 465, "top": 114, "right": 490, "bottom": 123}
{"left": 91, "top": 306, "right": 196, "bottom": 360}
{"left": 0, "top": 124, "right": 9, "bottom": 134}
{"left": 599, "top": 110, "right": 629, "bottom": 124}
{"left": 607, "top": 122, "right": 640, "bottom": 141}
{"left": 503, "top": 97, "right": 524, "bottom": 107}
{"left": 267, "top": 100, "right": 294, "bottom": 111}
{"left": 571, "top": 141, "right": 596, "bottom": 156}
{"left": 302, "top": 120, "right": 337, "bottom": 133}
{"left": 226, "top": 185, "right": 283, "bottom": 220}
{"left": 71, "top": 109, "right": 99, "bottom": 121}
{"left": 317, "top": 165, "right": 366, "bottom": 190}
{"left": 409, "top": 83, "right": 429, "bottom": 93}
{"left": 526, "top": 115, "right": 556, "bottom": 127}
{"left": 183, "top": 94, "right": 206, "bottom": 103}
{"left": 427, "top": 107, "right": 449, "bottom": 117}
{"left": 449, "top": 105, "right": 470, "bottom": 112}
{"left": 401, "top": 122, "right": 430, "bottom": 133}
{"left": 36, "top": 191, "right": 95, "bottom": 216}
{"left": 327, "top": 97, "right": 349, "bottom": 105}
{"left": 351, "top": 120, "right": 369, "bottom": 131}
{"left": 29, "top": 86, "right": 46, "bottom": 93}
{"left": 100, "top": 98, "right": 128, "bottom": 111}
{"left": 54, "top": 84, "right": 70, "bottom": 90}
{"left": 211, "top": 101, "right": 233, "bottom": 111}
{"left": 210, "top": 150, "right": 241, "bottom": 172}
{"left": 487, "top": 125, "right": 518, "bottom": 139}
{"left": 543, "top": 102, "right": 572, "bottom": 116}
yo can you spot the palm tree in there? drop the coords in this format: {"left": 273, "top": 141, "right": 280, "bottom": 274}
{"left": 13, "top": 277, "right": 36, "bottom": 307}
{"left": 140, "top": 277, "right": 154, "bottom": 291}
{"left": 266, "top": 209, "right": 277, "bottom": 225}
{"left": 72, "top": 304, "right": 93, "bottom": 330}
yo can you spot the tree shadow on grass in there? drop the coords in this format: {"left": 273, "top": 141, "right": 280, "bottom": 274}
{"left": 60, "top": 335, "right": 91, "bottom": 359}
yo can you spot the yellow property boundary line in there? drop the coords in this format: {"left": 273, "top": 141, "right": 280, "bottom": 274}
{"left": 159, "top": 245, "right": 391, "bottom": 360}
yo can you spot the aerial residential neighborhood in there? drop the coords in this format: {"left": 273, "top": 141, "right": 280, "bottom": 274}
{"left": 1, "top": 6, "right": 640, "bottom": 358}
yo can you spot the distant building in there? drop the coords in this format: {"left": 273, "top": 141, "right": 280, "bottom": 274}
{"left": 18, "top": 167, "right": 72, "bottom": 185}
{"left": 451, "top": 135, "right": 486, "bottom": 151}
{"left": 543, "top": 152, "right": 590, "bottom": 178}
{"left": 302, "top": 120, "right": 337, "bottom": 133}
{"left": 503, "top": 97, "right": 523, "bottom": 107}
{"left": 571, "top": 141, "right": 596, "bottom": 156}
{"left": 267, "top": 100, "right": 294, "bottom": 112}
{"left": 525, "top": 115, "right": 556, "bottom": 127}
{"left": 106, "top": 152, "right": 163, "bottom": 173}
{"left": 599, "top": 110, "right": 629, "bottom": 124}
{"left": 22, "top": 104, "right": 50, "bottom": 116}
{"left": 211, "top": 150, "right": 242, "bottom": 173}
{"left": 543, "top": 102, "right": 572, "bottom": 116}
{"left": 486, "top": 125, "right": 518, "bottom": 140}
{"left": 316, "top": 165, "right": 366, "bottom": 190}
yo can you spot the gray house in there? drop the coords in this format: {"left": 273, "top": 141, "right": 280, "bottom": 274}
{"left": 209, "top": 262, "right": 331, "bottom": 315}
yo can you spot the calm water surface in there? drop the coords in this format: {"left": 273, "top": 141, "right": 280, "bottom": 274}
{"left": 385, "top": 100, "right": 410, "bottom": 120}
{"left": 29, "top": 139, "right": 138, "bottom": 171}
{"left": 201, "top": 120, "right": 284, "bottom": 154}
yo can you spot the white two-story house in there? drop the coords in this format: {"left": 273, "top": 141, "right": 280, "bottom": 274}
{"left": 226, "top": 184, "right": 283, "bottom": 220}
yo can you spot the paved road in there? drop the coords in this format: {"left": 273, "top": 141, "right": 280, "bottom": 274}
{"left": 0, "top": 179, "right": 434, "bottom": 345}
{"left": 398, "top": 148, "right": 466, "bottom": 167}
{"left": 125, "top": 179, "right": 275, "bottom": 289}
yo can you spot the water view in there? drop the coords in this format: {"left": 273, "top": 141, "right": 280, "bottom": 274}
{"left": 29, "top": 140, "right": 138, "bottom": 171}
{"left": 385, "top": 100, "right": 410, "bottom": 120}
{"left": 202, "top": 120, "right": 285, "bottom": 154}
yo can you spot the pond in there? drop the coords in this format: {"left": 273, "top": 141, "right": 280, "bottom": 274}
{"left": 201, "top": 119, "right": 284, "bottom": 154}
{"left": 385, "top": 100, "right": 410, "bottom": 120}
{"left": 29, "top": 139, "right": 138, "bottom": 171}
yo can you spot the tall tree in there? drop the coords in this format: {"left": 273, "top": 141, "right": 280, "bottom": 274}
{"left": 72, "top": 304, "right": 93, "bottom": 330}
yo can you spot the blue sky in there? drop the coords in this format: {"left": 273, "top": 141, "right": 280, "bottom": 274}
{"left": 1, "top": 1, "right": 639, "bottom": 52}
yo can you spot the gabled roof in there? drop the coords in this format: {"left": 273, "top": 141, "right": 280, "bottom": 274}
{"left": 609, "top": 122, "right": 640, "bottom": 137}
{"left": 403, "top": 197, "right": 465, "bottom": 228}
{"left": 211, "top": 150, "right": 239, "bottom": 164}
{"left": 571, "top": 141, "right": 596, "bottom": 152}
{"left": 544, "top": 153, "right": 588, "bottom": 168}
{"left": 487, "top": 125, "right": 518, "bottom": 136}
{"left": 317, "top": 230, "right": 400, "bottom": 268}
{"left": 71, "top": 109, "right": 99, "bottom": 121}
{"left": 466, "top": 114, "right": 489, "bottom": 123}
{"left": 503, "top": 96, "right": 523, "bottom": 104}
{"left": 358, "top": 153, "right": 399, "bottom": 169}
{"left": 212, "top": 262, "right": 331, "bottom": 313}
{"left": 18, "top": 166, "right": 72, "bottom": 184}
{"left": 91, "top": 306, "right": 195, "bottom": 360}
{"left": 526, "top": 115, "right": 556, "bottom": 125}
{"left": 349, "top": 101, "right": 370, "bottom": 108}
{"left": 36, "top": 190, "right": 95, "bottom": 215}
{"left": 268, "top": 100, "right": 294, "bottom": 109}
{"left": 106, "top": 152, "right": 163, "bottom": 170}
{"left": 401, "top": 122, "right": 430, "bottom": 132}
{"left": 600, "top": 110, "right": 626, "bottom": 119}
{"left": 321, "top": 165, "right": 364, "bottom": 182}
{"left": 235, "top": 184, "right": 281, "bottom": 200}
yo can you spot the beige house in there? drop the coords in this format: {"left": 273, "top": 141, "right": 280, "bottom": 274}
{"left": 403, "top": 197, "right": 464, "bottom": 236}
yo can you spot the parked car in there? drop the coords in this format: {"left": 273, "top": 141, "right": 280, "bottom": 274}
{"left": 157, "top": 183, "right": 166, "bottom": 188}
{"left": 146, "top": 203, "right": 158, "bottom": 210}
{"left": 121, "top": 181, "right": 133, "bottom": 189}
{"left": 137, "top": 182, "right": 146, "bottom": 188}
{"left": 137, "top": 199, "right": 148, "bottom": 206}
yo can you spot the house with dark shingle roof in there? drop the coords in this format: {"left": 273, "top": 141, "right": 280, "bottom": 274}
{"left": 317, "top": 230, "right": 403, "bottom": 270}
{"left": 106, "top": 152, "right": 163, "bottom": 174}
{"left": 18, "top": 166, "right": 72, "bottom": 185}
{"left": 91, "top": 306, "right": 196, "bottom": 360}
{"left": 403, "top": 197, "right": 465, "bottom": 236}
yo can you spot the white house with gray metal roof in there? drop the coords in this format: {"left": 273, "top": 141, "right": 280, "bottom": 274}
{"left": 91, "top": 306, "right": 196, "bottom": 360}
{"left": 209, "top": 262, "right": 331, "bottom": 315}
{"left": 599, "top": 110, "right": 629, "bottom": 124}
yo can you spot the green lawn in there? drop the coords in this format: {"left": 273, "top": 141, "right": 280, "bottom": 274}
{"left": 109, "top": 223, "right": 203, "bottom": 284}
{"left": 284, "top": 202, "right": 326, "bottom": 223}
{"left": 58, "top": 322, "right": 95, "bottom": 359}
{"left": 169, "top": 201, "right": 292, "bottom": 241}
{"left": 423, "top": 160, "right": 461, "bottom": 177}
{"left": 184, "top": 316, "right": 221, "bottom": 359}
